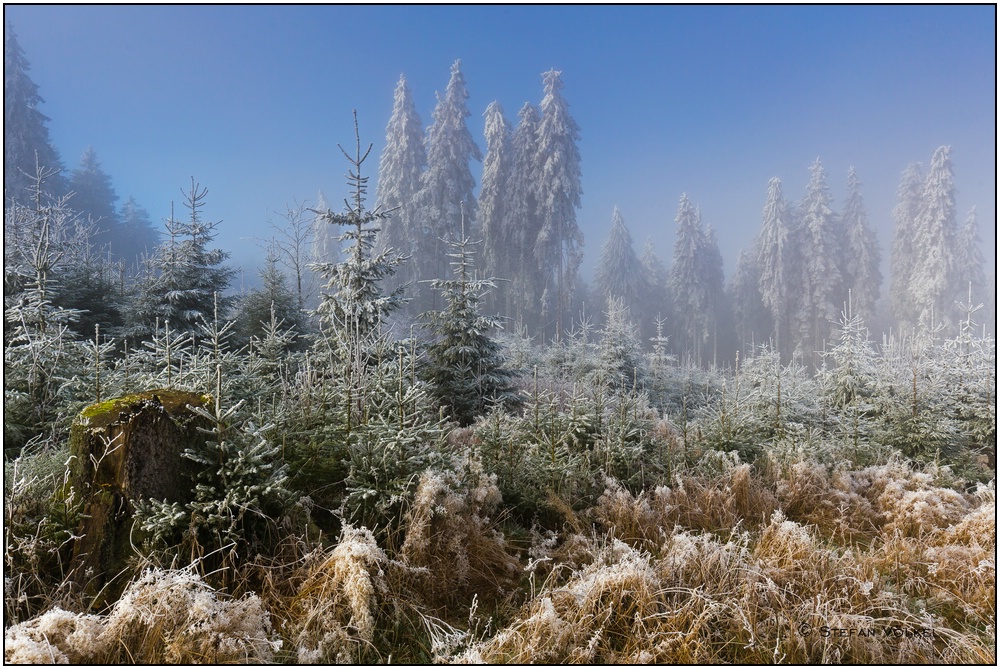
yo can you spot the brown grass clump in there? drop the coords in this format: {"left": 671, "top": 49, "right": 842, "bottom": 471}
{"left": 284, "top": 524, "right": 391, "bottom": 663}
{"left": 592, "top": 463, "right": 779, "bottom": 551}
{"left": 397, "top": 468, "right": 520, "bottom": 611}
{"left": 776, "top": 460, "right": 882, "bottom": 541}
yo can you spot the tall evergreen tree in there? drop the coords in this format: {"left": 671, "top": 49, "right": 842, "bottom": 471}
{"left": 669, "top": 194, "right": 708, "bottom": 364}
{"left": 595, "top": 207, "right": 648, "bottom": 318}
{"left": 890, "top": 162, "right": 924, "bottom": 329}
{"left": 479, "top": 100, "right": 513, "bottom": 314}
{"left": 375, "top": 74, "right": 426, "bottom": 294}
{"left": 794, "top": 158, "right": 842, "bottom": 362}
{"left": 313, "top": 114, "right": 405, "bottom": 340}
{"left": 910, "top": 145, "right": 958, "bottom": 327}
{"left": 67, "top": 147, "right": 120, "bottom": 254}
{"left": 534, "top": 69, "right": 583, "bottom": 340}
{"left": 4, "top": 23, "right": 66, "bottom": 202}
{"left": 841, "top": 166, "right": 882, "bottom": 321}
{"left": 955, "top": 206, "right": 986, "bottom": 304}
{"left": 507, "top": 102, "right": 543, "bottom": 327}
{"left": 413, "top": 60, "right": 482, "bottom": 309}
{"left": 757, "top": 177, "right": 793, "bottom": 359}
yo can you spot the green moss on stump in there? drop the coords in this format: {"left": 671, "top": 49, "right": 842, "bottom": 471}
{"left": 67, "top": 389, "right": 211, "bottom": 604}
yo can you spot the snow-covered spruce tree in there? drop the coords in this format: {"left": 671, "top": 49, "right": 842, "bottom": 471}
{"left": 297, "top": 114, "right": 449, "bottom": 536}
{"left": 669, "top": 194, "right": 708, "bottom": 365}
{"left": 841, "top": 166, "right": 882, "bottom": 323}
{"left": 955, "top": 206, "right": 986, "bottom": 306}
{"left": 479, "top": 101, "right": 514, "bottom": 315}
{"left": 3, "top": 176, "right": 92, "bottom": 453}
{"left": 375, "top": 74, "right": 426, "bottom": 296}
{"left": 597, "top": 296, "right": 645, "bottom": 391}
{"left": 125, "top": 180, "right": 234, "bottom": 340}
{"left": 534, "top": 69, "right": 583, "bottom": 341}
{"left": 910, "top": 145, "right": 959, "bottom": 328}
{"left": 889, "top": 161, "right": 924, "bottom": 330}
{"left": 817, "top": 307, "right": 881, "bottom": 460}
{"left": 595, "top": 207, "right": 650, "bottom": 319}
{"left": 941, "top": 296, "right": 996, "bottom": 470}
{"left": 757, "top": 177, "right": 794, "bottom": 361}
{"left": 794, "top": 157, "right": 842, "bottom": 365}
{"left": 507, "top": 102, "right": 543, "bottom": 327}
{"left": 413, "top": 60, "right": 482, "bottom": 312}
{"left": 4, "top": 23, "right": 66, "bottom": 203}
{"left": 869, "top": 326, "right": 960, "bottom": 467}
{"left": 421, "top": 214, "right": 519, "bottom": 426}
{"left": 312, "top": 116, "right": 406, "bottom": 345}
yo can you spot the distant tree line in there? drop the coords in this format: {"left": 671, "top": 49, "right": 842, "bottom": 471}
{"left": 5, "top": 22, "right": 991, "bottom": 378}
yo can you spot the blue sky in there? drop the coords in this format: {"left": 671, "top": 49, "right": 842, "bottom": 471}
{"left": 6, "top": 4, "right": 995, "bottom": 287}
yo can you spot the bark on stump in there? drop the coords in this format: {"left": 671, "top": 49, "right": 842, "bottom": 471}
{"left": 67, "top": 389, "right": 210, "bottom": 603}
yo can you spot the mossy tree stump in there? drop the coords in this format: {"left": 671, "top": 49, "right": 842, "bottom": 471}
{"left": 67, "top": 389, "right": 211, "bottom": 601}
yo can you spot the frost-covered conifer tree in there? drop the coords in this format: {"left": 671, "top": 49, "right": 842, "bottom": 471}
{"left": 955, "top": 206, "right": 985, "bottom": 306}
{"left": 910, "top": 145, "right": 958, "bottom": 327}
{"left": 312, "top": 115, "right": 405, "bottom": 341}
{"left": 4, "top": 24, "right": 66, "bottom": 202}
{"left": 534, "top": 69, "right": 583, "bottom": 340}
{"left": 479, "top": 101, "right": 513, "bottom": 314}
{"left": 413, "top": 60, "right": 482, "bottom": 310}
{"left": 125, "top": 179, "right": 234, "bottom": 339}
{"left": 890, "top": 162, "right": 924, "bottom": 329}
{"left": 595, "top": 207, "right": 649, "bottom": 318}
{"left": 669, "top": 194, "right": 708, "bottom": 365}
{"left": 639, "top": 239, "right": 671, "bottom": 343}
{"left": 507, "top": 102, "right": 543, "bottom": 326}
{"left": 421, "top": 215, "right": 518, "bottom": 426}
{"left": 841, "top": 166, "right": 882, "bottom": 321}
{"left": 794, "top": 158, "right": 842, "bottom": 363}
{"left": 375, "top": 75, "right": 425, "bottom": 295}
{"left": 4, "top": 174, "right": 90, "bottom": 451}
{"left": 757, "top": 177, "right": 793, "bottom": 360}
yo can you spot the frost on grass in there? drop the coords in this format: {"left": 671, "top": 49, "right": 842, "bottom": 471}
{"left": 4, "top": 568, "right": 279, "bottom": 664}
{"left": 287, "top": 524, "right": 390, "bottom": 663}
{"left": 398, "top": 467, "right": 519, "bottom": 608}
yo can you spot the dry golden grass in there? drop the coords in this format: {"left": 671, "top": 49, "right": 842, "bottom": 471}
{"left": 7, "top": 457, "right": 994, "bottom": 664}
